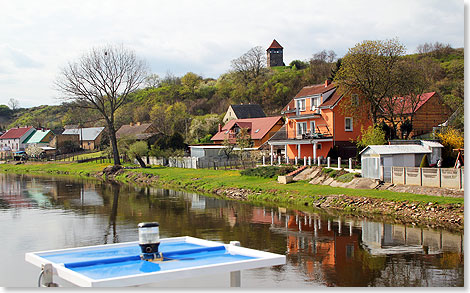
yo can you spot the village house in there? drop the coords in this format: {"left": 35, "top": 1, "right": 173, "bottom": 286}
{"left": 268, "top": 81, "right": 371, "bottom": 161}
{"left": 211, "top": 116, "right": 284, "bottom": 148}
{"left": 381, "top": 92, "right": 452, "bottom": 138}
{"left": 222, "top": 104, "right": 266, "bottom": 124}
{"left": 23, "top": 129, "right": 55, "bottom": 148}
{"left": 0, "top": 126, "right": 35, "bottom": 153}
{"left": 116, "top": 122, "right": 159, "bottom": 144}
{"left": 62, "top": 127, "right": 105, "bottom": 150}
{"left": 50, "top": 133, "right": 80, "bottom": 154}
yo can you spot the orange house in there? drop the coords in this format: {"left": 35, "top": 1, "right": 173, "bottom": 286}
{"left": 268, "top": 80, "right": 371, "bottom": 160}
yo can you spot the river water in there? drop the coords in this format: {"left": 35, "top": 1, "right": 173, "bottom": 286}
{"left": 0, "top": 173, "right": 464, "bottom": 287}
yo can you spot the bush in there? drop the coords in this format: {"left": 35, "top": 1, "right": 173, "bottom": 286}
{"left": 336, "top": 173, "right": 356, "bottom": 183}
{"left": 240, "top": 165, "right": 296, "bottom": 178}
{"left": 420, "top": 154, "right": 429, "bottom": 167}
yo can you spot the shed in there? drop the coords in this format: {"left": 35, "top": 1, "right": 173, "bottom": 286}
{"left": 360, "top": 145, "right": 432, "bottom": 182}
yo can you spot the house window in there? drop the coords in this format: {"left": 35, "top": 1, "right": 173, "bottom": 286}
{"left": 310, "top": 121, "right": 316, "bottom": 133}
{"left": 296, "top": 99, "right": 306, "bottom": 111}
{"left": 297, "top": 122, "right": 307, "bottom": 135}
{"left": 345, "top": 117, "right": 353, "bottom": 132}
{"left": 351, "top": 94, "right": 359, "bottom": 106}
{"left": 311, "top": 95, "right": 321, "bottom": 111}
{"left": 317, "top": 143, "right": 322, "bottom": 150}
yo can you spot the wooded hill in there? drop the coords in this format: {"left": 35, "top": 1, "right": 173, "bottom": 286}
{"left": 2, "top": 43, "right": 464, "bottom": 148}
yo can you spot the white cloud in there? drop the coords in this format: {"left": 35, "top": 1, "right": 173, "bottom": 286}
{"left": 0, "top": 0, "right": 464, "bottom": 107}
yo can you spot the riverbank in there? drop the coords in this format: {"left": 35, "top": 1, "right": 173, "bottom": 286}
{"left": 0, "top": 161, "right": 464, "bottom": 232}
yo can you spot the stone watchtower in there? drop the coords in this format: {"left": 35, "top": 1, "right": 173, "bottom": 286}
{"left": 266, "top": 39, "right": 284, "bottom": 68}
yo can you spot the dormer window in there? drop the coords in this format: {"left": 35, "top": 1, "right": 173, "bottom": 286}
{"left": 296, "top": 99, "right": 306, "bottom": 111}
{"left": 311, "top": 95, "right": 321, "bottom": 112}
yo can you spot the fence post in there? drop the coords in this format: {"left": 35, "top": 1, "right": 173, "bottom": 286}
{"left": 295, "top": 157, "right": 298, "bottom": 165}
{"left": 349, "top": 158, "right": 352, "bottom": 170}
{"left": 438, "top": 168, "right": 442, "bottom": 188}
{"left": 278, "top": 156, "right": 281, "bottom": 165}
{"left": 308, "top": 157, "right": 311, "bottom": 166}
{"left": 262, "top": 156, "right": 265, "bottom": 166}
{"left": 318, "top": 157, "right": 321, "bottom": 167}
{"left": 270, "top": 155, "right": 273, "bottom": 166}
{"left": 338, "top": 157, "right": 341, "bottom": 169}
{"left": 327, "top": 157, "right": 330, "bottom": 168}
{"left": 286, "top": 156, "right": 289, "bottom": 164}
{"left": 304, "top": 156, "right": 307, "bottom": 166}
{"left": 419, "top": 167, "right": 422, "bottom": 186}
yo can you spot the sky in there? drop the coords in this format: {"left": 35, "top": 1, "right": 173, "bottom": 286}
{"left": 0, "top": 0, "right": 464, "bottom": 108}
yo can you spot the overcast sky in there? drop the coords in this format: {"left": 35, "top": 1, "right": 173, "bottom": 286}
{"left": 0, "top": 0, "right": 464, "bottom": 108}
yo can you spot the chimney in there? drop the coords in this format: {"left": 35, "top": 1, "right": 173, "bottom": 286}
{"left": 218, "top": 123, "right": 222, "bottom": 132}
{"left": 325, "top": 79, "right": 331, "bottom": 87}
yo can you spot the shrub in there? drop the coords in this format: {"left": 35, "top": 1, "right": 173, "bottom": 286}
{"left": 336, "top": 173, "right": 356, "bottom": 183}
{"left": 240, "top": 165, "right": 296, "bottom": 178}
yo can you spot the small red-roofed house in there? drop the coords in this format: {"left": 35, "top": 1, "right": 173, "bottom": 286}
{"left": 211, "top": 116, "right": 284, "bottom": 148}
{"left": 0, "top": 126, "right": 35, "bottom": 152}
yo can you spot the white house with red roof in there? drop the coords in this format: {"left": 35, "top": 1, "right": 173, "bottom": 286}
{"left": 0, "top": 126, "right": 35, "bottom": 152}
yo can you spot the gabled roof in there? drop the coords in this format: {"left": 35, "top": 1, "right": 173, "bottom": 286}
{"left": 116, "top": 123, "right": 157, "bottom": 140}
{"left": 382, "top": 92, "right": 436, "bottom": 115}
{"left": 230, "top": 104, "right": 266, "bottom": 119}
{"left": 267, "top": 39, "right": 283, "bottom": 50}
{"left": 23, "top": 129, "right": 53, "bottom": 144}
{"left": 211, "top": 116, "right": 283, "bottom": 141}
{"left": 360, "top": 145, "right": 432, "bottom": 155}
{"left": 62, "top": 127, "right": 105, "bottom": 141}
{"left": 294, "top": 83, "right": 336, "bottom": 98}
{"left": 0, "top": 127, "right": 34, "bottom": 140}
{"left": 281, "top": 82, "right": 339, "bottom": 113}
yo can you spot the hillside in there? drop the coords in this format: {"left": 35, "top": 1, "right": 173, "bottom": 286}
{"left": 2, "top": 46, "right": 464, "bottom": 143}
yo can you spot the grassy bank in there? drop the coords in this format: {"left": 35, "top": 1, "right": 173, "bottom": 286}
{"left": 0, "top": 161, "right": 463, "bottom": 206}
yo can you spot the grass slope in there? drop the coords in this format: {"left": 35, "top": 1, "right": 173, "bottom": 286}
{"left": 0, "top": 162, "right": 463, "bottom": 206}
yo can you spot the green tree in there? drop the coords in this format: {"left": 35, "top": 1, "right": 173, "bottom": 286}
{"left": 334, "top": 39, "right": 406, "bottom": 124}
{"left": 357, "top": 125, "right": 387, "bottom": 150}
{"left": 128, "top": 141, "right": 149, "bottom": 168}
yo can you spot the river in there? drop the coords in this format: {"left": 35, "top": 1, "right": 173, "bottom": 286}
{"left": 0, "top": 173, "right": 464, "bottom": 287}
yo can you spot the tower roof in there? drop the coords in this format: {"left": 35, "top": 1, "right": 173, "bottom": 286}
{"left": 267, "top": 39, "right": 283, "bottom": 50}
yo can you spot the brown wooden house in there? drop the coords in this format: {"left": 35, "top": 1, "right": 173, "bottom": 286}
{"left": 382, "top": 92, "right": 452, "bottom": 138}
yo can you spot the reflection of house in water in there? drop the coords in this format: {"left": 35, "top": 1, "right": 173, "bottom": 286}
{"left": 68, "top": 190, "right": 104, "bottom": 206}
{"left": 254, "top": 207, "right": 463, "bottom": 286}
{"left": 361, "top": 221, "right": 463, "bottom": 255}
{"left": 0, "top": 174, "right": 32, "bottom": 208}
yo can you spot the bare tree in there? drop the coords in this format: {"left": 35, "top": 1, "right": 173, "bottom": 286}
{"left": 8, "top": 98, "right": 19, "bottom": 111}
{"left": 231, "top": 46, "right": 267, "bottom": 83}
{"left": 56, "top": 45, "right": 148, "bottom": 165}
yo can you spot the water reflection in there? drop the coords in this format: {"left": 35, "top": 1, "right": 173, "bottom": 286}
{"left": 0, "top": 173, "right": 463, "bottom": 287}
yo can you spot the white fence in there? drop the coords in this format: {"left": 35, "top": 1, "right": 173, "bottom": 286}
{"left": 391, "top": 166, "right": 464, "bottom": 190}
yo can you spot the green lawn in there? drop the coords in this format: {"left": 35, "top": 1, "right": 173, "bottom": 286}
{"left": 0, "top": 162, "right": 464, "bottom": 206}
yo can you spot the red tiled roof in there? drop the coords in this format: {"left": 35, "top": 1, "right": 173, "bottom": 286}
{"left": 267, "top": 39, "right": 283, "bottom": 50}
{"left": 0, "top": 127, "right": 34, "bottom": 140}
{"left": 282, "top": 82, "right": 338, "bottom": 112}
{"left": 294, "top": 83, "right": 336, "bottom": 98}
{"left": 382, "top": 92, "right": 436, "bottom": 115}
{"left": 211, "top": 116, "right": 283, "bottom": 141}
